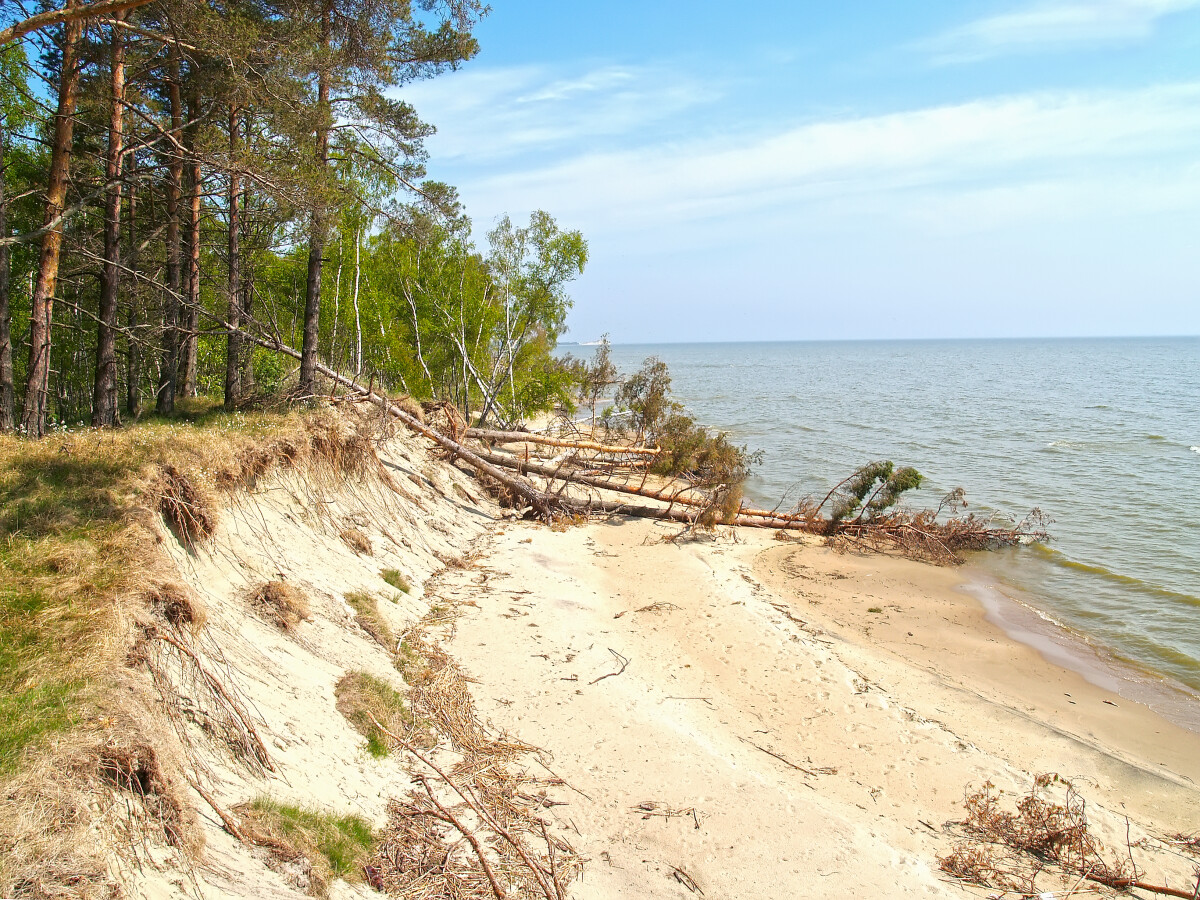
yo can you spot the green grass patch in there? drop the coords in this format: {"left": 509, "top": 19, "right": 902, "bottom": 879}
{"left": 345, "top": 591, "right": 393, "bottom": 650}
{"left": 0, "top": 435, "right": 152, "bottom": 773}
{"left": 395, "top": 636, "right": 430, "bottom": 685}
{"left": 867, "top": 606, "right": 883, "bottom": 614}
{"left": 334, "top": 671, "right": 414, "bottom": 758}
{"left": 380, "top": 568, "right": 410, "bottom": 594}
{"left": 237, "top": 798, "right": 375, "bottom": 897}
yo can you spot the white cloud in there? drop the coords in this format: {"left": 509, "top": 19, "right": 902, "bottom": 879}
{"left": 401, "top": 63, "right": 717, "bottom": 163}
{"left": 925, "top": 0, "right": 1200, "bottom": 61}
{"left": 454, "top": 83, "right": 1200, "bottom": 244}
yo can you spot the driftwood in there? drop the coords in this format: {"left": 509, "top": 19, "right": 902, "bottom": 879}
{"left": 941, "top": 776, "right": 1200, "bottom": 899}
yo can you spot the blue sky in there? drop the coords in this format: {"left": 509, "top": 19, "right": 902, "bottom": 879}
{"left": 403, "top": 1, "right": 1200, "bottom": 342}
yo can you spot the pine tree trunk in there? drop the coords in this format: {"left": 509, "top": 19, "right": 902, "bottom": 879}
{"left": 298, "top": 5, "right": 331, "bottom": 396}
{"left": 125, "top": 159, "right": 139, "bottom": 418}
{"left": 156, "top": 51, "right": 183, "bottom": 416}
{"left": 22, "top": 1, "right": 83, "bottom": 437}
{"left": 180, "top": 87, "right": 201, "bottom": 397}
{"left": 92, "top": 18, "right": 125, "bottom": 426}
{"left": 224, "top": 104, "right": 241, "bottom": 411}
{"left": 0, "top": 118, "right": 15, "bottom": 431}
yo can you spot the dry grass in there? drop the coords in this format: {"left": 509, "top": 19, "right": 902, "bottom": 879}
{"left": 237, "top": 798, "right": 375, "bottom": 898}
{"left": 154, "top": 463, "right": 216, "bottom": 548}
{"left": 97, "top": 739, "right": 199, "bottom": 854}
{"left": 346, "top": 591, "right": 394, "bottom": 650}
{"left": 339, "top": 527, "right": 373, "bottom": 556}
{"left": 334, "top": 672, "right": 423, "bottom": 758}
{"left": 147, "top": 580, "right": 208, "bottom": 634}
{"left": 250, "top": 580, "right": 311, "bottom": 631}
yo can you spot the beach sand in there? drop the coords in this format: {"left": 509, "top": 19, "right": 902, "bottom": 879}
{"left": 434, "top": 517, "right": 1200, "bottom": 898}
{"left": 145, "top": 426, "right": 1200, "bottom": 898}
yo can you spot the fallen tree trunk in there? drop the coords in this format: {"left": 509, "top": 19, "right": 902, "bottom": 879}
{"left": 470, "top": 445, "right": 712, "bottom": 507}
{"left": 465, "top": 428, "right": 660, "bottom": 456}
{"left": 475, "top": 446, "right": 841, "bottom": 526}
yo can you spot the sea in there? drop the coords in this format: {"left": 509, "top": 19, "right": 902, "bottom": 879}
{"left": 591, "top": 337, "right": 1200, "bottom": 727}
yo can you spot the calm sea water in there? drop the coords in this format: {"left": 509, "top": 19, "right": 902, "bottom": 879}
{"left": 597, "top": 338, "right": 1200, "bottom": 698}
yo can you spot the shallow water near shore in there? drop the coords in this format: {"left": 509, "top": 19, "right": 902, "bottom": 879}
{"left": 596, "top": 337, "right": 1200, "bottom": 699}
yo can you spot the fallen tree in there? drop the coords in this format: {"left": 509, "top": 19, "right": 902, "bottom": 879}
{"left": 232, "top": 327, "right": 1049, "bottom": 564}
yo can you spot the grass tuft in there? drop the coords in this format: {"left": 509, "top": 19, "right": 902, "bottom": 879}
{"left": 339, "top": 527, "right": 372, "bottom": 556}
{"left": 380, "top": 569, "right": 410, "bottom": 593}
{"left": 334, "top": 671, "right": 417, "bottom": 758}
{"left": 250, "top": 580, "right": 311, "bottom": 631}
{"left": 237, "top": 798, "right": 375, "bottom": 897}
{"left": 345, "top": 591, "right": 393, "bottom": 649}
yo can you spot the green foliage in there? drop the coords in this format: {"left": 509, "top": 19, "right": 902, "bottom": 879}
{"left": 616, "top": 356, "right": 675, "bottom": 442}
{"left": 612, "top": 357, "right": 758, "bottom": 524}
{"left": 240, "top": 798, "right": 375, "bottom": 894}
{"left": 828, "top": 461, "right": 925, "bottom": 523}
{"left": 380, "top": 568, "right": 410, "bottom": 593}
{"left": 579, "top": 334, "right": 617, "bottom": 425}
{"left": 334, "top": 671, "right": 414, "bottom": 758}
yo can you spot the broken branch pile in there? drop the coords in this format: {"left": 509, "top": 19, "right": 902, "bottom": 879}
{"left": 940, "top": 774, "right": 1200, "bottom": 898}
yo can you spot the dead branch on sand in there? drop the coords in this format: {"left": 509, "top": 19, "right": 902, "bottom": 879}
{"left": 940, "top": 774, "right": 1200, "bottom": 898}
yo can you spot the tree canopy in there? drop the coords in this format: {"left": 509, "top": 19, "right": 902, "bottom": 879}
{"left": 0, "top": 0, "right": 588, "bottom": 435}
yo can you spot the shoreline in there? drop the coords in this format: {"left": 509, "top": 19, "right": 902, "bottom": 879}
{"left": 960, "top": 567, "right": 1200, "bottom": 734}
{"left": 436, "top": 516, "right": 1200, "bottom": 896}
{"left": 755, "top": 535, "right": 1200, "bottom": 796}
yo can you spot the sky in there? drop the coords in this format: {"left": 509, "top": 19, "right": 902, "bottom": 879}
{"left": 402, "top": 1, "right": 1200, "bottom": 342}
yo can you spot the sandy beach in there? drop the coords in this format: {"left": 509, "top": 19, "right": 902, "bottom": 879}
{"left": 129, "top": 426, "right": 1200, "bottom": 898}
{"left": 430, "top": 516, "right": 1200, "bottom": 897}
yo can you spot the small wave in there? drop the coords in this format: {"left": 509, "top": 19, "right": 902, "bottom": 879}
{"left": 1192, "top": 446, "right": 1200, "bottom": 455}
{"left": 1031, "top": 545, "right": 1200, "bottom": 608}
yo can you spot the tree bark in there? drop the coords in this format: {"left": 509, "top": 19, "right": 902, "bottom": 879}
{"left": 125, "top": 156, "right": 139, "bottom": 418}
{"left": 92, "top": 17, "right": 125, "bottom": 426}
{"left": 180, "top": 85, "right": 201, "bottom": 397}
{"left": 298, "top": 4, "right": 331, "bottom": 395}
{"left": 0, "top": 118, "right": 15, "bottom": 431}
{"left": 223, "top": 104, "right": 241, "bottom": 411}
{"left": 352, "top": 223, "right": 362, "bottom": 373}
{"left": 22, "top": 0, "right": 83, "bottom": 437}
{"left": 156, "top": 50, "right": 183, "bottom": 415}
